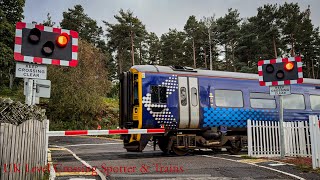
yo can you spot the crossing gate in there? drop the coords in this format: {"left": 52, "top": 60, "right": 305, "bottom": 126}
{"left": 47, "top": 128, "right": 165, "bottom": 136}
{"left": 247, "top": 115, "right": 320, "bottom": 169}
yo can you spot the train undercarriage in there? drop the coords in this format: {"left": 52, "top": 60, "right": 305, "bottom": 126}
{"left": 122, "top": 128, "right": 247, "bottom": 156}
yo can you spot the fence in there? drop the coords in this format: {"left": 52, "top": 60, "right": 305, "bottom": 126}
{"left": 0, "top": 98, "right": 48, "bottom": 180}
{"left": 247, "top": 115, "right": 320, "bottom": 169}
{"left": 309, "top": 115, "right": 320, "bottom": 169}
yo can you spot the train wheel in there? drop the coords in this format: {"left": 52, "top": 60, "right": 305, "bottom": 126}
{"left": 158, "top": 136, "right": 169, "bottom": 153}
{"left": 172, "top": 147, "right": 189, "bottom": 156}
{"left": 227, "top": 140, "right": 242, "bottom": 155}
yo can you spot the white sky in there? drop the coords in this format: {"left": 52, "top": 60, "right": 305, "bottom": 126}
{"left": 23, "top": 0, "right": 320, "bottom": 36}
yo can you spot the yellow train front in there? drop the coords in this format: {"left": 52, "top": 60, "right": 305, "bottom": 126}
{"left": 119, "top": 65, "right": 320, "bottom": 155}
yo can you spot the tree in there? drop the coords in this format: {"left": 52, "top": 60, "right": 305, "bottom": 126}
{"left": 160, "top": 29, "right": 187, "bottom": 66}
{"left": 235, "top": 4, "right": 283, "bottom": 73}
{"left": 60, "top": 4, "right": 115, "bottom": 81}
{"left": 216, "top": 8, "right": 242, "bottom": 72}
{"left": 145, "top": 32, "right": 161, "bottom": 65}
{"left": 104, "top": 9, "right": 147, "bottom": 76}
{"left": 42, "top": 13, "right": 55, "bottom": 27}
{"left": 47, "top": 40, "right": 111, "bottom": 130}
{"left": 203, "top": 15, "right": 219, "bottom": 70}
{"left": 184, "top": 16, "right": 208, "bottom": 68}
{"left": 0, "top": 0, "right": 25, "bottom": 88}
{"left": 60, "top": 5, "right": 104, "bottom": 46}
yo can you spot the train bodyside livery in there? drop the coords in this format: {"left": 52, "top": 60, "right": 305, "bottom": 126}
{"left": 119, "top": 65, "right": 320, "bottom": 155}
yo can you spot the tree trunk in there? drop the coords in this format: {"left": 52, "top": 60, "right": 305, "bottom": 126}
{"left": 9, "top": 72, "right": 13, "bottom": 89}
{"left": 225, "top": 44, "right": 229, "bottom": 71}
{"left": 290, "top": 33, "right": 295, "bottom": 57}
{"left": 118, "top": 49, "right": 123, "bottom": 76}
{"left": 316, "top": 59, "right": 320, "bottom": 79}
{"left": 193, "top": 38, "right": 196, "bottom": 68}
{"left": 204, "top": 48, "right": 207, "bottom": 69}
{"left": 139, "top": 42, "right": 142, "bottom": 65}
{"left": 208, "top": 29, "right": 213, "bottom": 70}
{"left": 312, "top": 57, "right": 315, "bottom": 79}
{"left": 273, "top": 36, "right": 277, "bottom": 58}
{"left": 232, "top": 44, "right": 237, "bottom": 72}
{"left": 131, "top": 30, "right": 135, "bottom": 66}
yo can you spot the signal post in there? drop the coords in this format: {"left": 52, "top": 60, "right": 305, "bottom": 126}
{"left": 258, "top": 56, "right": 303, "bottom": 158}
{"left": 14, "top": 22, "right": 78, "bottom": 105}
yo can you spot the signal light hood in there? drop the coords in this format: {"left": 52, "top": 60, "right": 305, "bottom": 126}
{"left": 28, "top": 28, "right": 41, "bottom": 44}
{"left": 42, "top": 41, "right": 55, "bottom": 56}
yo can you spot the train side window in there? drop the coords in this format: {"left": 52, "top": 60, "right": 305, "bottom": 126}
{"left": 215, "top": 90, "right": 243, "bottom": 107}
{"left": 180, "top": 87, "right": 187, "bottom": 106}
{"left": 191, "top": 87, "right": 198, "bottom": 106}
{"left": 250, "top": 92, "right": 276, "bottom": 109}
{"left": 151, "top": 85, "right": 167, "bottom": 104}
{"left": 310, "top": 95, "right": 320, "bottom": 110}
{"left": 283, "top": 94, "right": 305, "bottom": 110}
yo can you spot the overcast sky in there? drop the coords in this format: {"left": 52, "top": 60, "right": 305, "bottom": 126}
{"left": 23, "top": 0, "right": 320, "bottom": 36}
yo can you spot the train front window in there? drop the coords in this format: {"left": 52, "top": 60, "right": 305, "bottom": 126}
{"left": 151, "top": 86, "right": 159, "bottom": 103}
{"left": 151, "top": 85, "right": 167, "bottom": 104}
{"left": 159, "top": 87, "right": 167, "bottom": 103}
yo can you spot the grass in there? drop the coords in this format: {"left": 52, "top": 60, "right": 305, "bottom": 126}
{"left": 271, "top": 157, "right": 320, "bottom": 174}
{"left": 240, "top": 155, "right": 258, "bottom": 159}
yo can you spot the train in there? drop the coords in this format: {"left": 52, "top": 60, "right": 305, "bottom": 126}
{"left": 119, "top": 65, "right": 320, "bottom": 155}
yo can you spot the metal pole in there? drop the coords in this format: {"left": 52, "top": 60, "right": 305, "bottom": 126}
{"left": 25, "top": 79, "right": 33, "bottom": 106}
{"left": 32, "top": 79, "right": 37, "bottom": 105}
{"left": 279, "top": 95, "right": 285, "bottom": 158}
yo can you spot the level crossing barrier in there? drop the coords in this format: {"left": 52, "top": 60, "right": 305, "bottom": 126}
{"left": 47, "top": 128, "right": 165, "bottom": 137}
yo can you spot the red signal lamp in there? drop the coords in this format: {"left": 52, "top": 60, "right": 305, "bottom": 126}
{"left": 284, "top": 62, "right": 294, "bottom": 71}
{"left": 56, "top": 33, "right": 69, "bottom": 47}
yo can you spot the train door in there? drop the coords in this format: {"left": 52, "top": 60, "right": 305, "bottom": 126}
{"left": 178, "top": 77, "right": 200, "bottom": 129}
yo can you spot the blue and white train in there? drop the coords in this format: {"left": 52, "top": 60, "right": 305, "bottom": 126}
{"left": 119, "top": 65, "right": 320, "bottom": 155}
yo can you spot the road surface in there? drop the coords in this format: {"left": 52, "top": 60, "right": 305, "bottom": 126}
{"left": 48, "top": 136, "right": 320, "bottom": 180}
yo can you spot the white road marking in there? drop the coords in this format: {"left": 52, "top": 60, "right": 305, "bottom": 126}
{"left": 48, "top": 150, "right": 56, "bottom": 180}
{"left": 202, "top": 155, "right": 305, "bottom": 180}
{"left": 69, "top": 179, "right": 95, "bottom": 180}
{"left": 62, "top": 142, "right": 122, "bottom": 147}
{"left": 268, "top": 163, "right": 287, "bottom": 166}
{"left": 51, "top": 145, "right": 106, "bottom": 180}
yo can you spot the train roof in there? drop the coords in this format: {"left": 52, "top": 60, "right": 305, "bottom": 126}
{"left": 131, "top": 65, "right": 320, "bottom": 85}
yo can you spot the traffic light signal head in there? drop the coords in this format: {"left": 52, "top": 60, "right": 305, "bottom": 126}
{"left": 14, "top": 22, "right": 78, "bottom": 67}
{"left": 258, "top": 57, "right": 303, "bottom": 86}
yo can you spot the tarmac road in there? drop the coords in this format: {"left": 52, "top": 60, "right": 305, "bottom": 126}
{"left": 48, "top": 136, "right": 320, "bottom": 180}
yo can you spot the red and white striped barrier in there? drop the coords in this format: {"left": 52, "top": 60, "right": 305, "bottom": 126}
{"left": 47, "top": 128, "right": 165, "bottom": 137}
